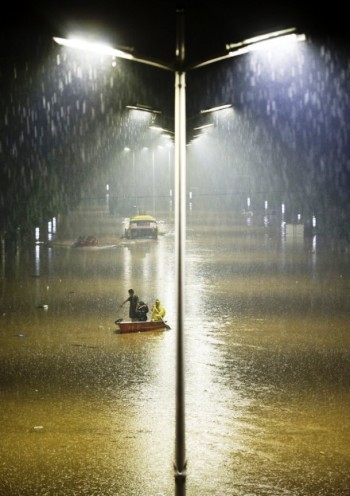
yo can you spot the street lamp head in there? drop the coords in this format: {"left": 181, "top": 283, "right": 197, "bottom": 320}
{"left": 226, "top": 29, "right": 306, "bottom": 56}
{"left": 53, "top": 37, "right": 135, "bottom": 60}
{"left": 193, "top": 123, "right": 214, "bottom": 131}
{"left": 201, "top": 104, "right": 232, "bottom": 114}
{"left": 150, "top": 125, "right": 174, "bottom": 134}
{"left": 225, "top": 27, "right": 297, "bottom": 50}
{"left": 53, "top": 36, "right": 173, "bottom": 72}
{"left": 190, "top": 28, "right": 306, "bottom": 70}
{"left": 126, "top": 104, "right": 162, "bottom": 114}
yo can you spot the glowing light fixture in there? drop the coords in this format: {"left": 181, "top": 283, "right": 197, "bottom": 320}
{"left": 126, "top": 104, "right": 162, "bottom": 114}
{"left": 191, "top": 28, "right": 306, "bottom": 69}
{"left": 193, "top": 123, "right": 214, "bottom": 130}
{"left": 53, "top": 37, "right": 172, "bottom": 71}
{"left": 53, "top": 37, "right": 134, "bottom": 59}
{"left": 201, "top": 104, "right": 232, "bottom": 114}
{"left": 226, "top": 27, "right": 301, "bottom": 50}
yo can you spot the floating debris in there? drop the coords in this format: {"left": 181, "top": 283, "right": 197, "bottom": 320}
{"left": 37, "top": 304, "right": 49, "bottom": 310}
{"left": 33, "top": 426, "right": 44, "bottom": 432}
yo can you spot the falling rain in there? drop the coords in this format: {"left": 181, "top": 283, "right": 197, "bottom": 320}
{"left": 1, "top": 14, "right": 350, "bottom": 496}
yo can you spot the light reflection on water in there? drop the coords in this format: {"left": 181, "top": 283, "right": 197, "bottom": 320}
{"left": 0, "top": 209, "right": 350, "bottom": 495}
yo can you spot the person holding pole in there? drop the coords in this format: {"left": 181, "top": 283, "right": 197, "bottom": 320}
{"left": 120, "top": 289, "right": 139, "bottom": 321}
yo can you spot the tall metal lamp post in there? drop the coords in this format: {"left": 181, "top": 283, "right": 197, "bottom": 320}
{"left": 123, "top": 147, "right": 137, "bottom": 210}
{"left": 54, "top": 11, "right": 305, "bottom": 496}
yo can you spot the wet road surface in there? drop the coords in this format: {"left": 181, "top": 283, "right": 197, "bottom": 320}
{"left": 1, "top": 207, "right": 350, "bottom": 495}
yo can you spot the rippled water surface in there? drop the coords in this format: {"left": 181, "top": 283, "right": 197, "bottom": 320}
{"left": 1, "top": 208, "right": 350, "bottom": 495}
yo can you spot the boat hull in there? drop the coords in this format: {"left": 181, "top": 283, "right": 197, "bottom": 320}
{"left": 116, "top": 320, "right": 170, "bottom": 334}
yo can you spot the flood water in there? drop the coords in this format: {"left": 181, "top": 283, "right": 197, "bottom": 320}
{"left": 1, "top": 207, "right": 350, "bottom": 496}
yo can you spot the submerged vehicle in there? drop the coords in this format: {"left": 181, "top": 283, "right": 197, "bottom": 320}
{"left": 124, "top": 214, "right": 158, "bottom": 239}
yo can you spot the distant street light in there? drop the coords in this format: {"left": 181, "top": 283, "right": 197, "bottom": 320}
{"left": 200, "top": 104, "right": 232, "bottom": 114}
{"left": 123, "top": 147, "right": 136, "bottom": 208}
{"left": 125, "top": 105, "right": 162, "bottom": 212}
{"left": 126, "top": 104, "right": 162, "bottom": 114}
{"left": 152, "top": 149, "right": 156, "bottom": 215}
{"left": 54, "top": 13, "right": 305, "bottom": 496}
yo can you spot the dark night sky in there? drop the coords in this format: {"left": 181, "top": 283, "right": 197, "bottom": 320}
{"left": 1, "top": 1, "right": 349, "bottom": 64}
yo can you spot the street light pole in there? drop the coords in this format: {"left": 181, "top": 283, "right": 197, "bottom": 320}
{"left": 124, "top": 147, "right": 137, "bottom": 213}
{"left": 152, "top": 150, "right": 156, "bottom": 216}
{"left": 168, "top": 146, "right": 173, "bottom": 210}
{"left": 132, "top": 150, "right": 136, "bottom": 211}
{"left": 53, "top": 15, "right": 305, "bottom": 496}
{"left": 174, "top": 9, "right": 187, "bottom": 496}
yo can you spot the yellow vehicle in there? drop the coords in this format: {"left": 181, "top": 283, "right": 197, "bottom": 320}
{"left": 125, "top": 214, "right": 158, "bottom": 239}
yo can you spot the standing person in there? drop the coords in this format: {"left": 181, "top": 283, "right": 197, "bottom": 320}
{"left": 151, "top": 299, "right": 166, "bottom": 321}
{"left": 120, "top": 289, "right": 139, "bottom": 321}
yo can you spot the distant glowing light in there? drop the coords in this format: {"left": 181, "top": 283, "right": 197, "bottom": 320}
{"left": 150, "top": 125, "right": 174, "bottom": 136}
{"left": 35, "top": 227, "right": 40, "bottom": 241}
{"left": 312, "top": 216, "right": 316, "bottom": 228}
{"left": 35, "top": 245, "right": 40, "bottom": 274}
{"left": 193, "top": 123, "right": 214, "bottom": 131}
{"left": 126, "top": 104, "right": 162, "bottom": 114}
{"left": 281, "top": 203, "right": 285, "bottom": 214}
{"left": 47, "top": 224, "right": 52, "bottom": 242}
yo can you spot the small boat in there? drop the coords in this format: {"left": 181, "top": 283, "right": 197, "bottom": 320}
{"left": 72, "top": 235, "right": 98, "bottom": 248}
{"left": 115, "top": 319, "right": 170, "bottom": 334}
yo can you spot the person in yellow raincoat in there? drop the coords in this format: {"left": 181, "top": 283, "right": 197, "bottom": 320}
{"left": 151, "top": 299, "right": 166, "bottom": 321}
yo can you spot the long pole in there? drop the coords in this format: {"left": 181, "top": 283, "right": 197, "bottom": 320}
{"left": 174, "top": 8, "right": 186, "bottom": 496}
{"left": 152, "top": 150, "right": 155, "bottom": 216}
{"left": 132, "top": 150, "right": 136, "bottom": 213}
{"left": 168, "top": 147, "right": 173, "bottom": 210}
